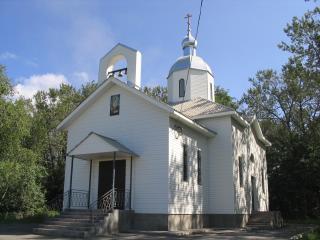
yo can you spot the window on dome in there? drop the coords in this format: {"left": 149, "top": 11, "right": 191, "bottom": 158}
{"left": 179, "top": 79, "right": 185, "bottom": 97}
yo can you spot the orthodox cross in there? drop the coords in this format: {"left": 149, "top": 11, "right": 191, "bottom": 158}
{"left": 185, "top": 13, "right": 192, "bottom": 35}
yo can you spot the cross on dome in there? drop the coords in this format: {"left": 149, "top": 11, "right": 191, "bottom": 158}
{"left": 182, "top": 14, "right": 197, "bottom": 56}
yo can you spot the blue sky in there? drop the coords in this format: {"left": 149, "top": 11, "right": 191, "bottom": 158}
{"left": 0, "top": 0, "right": 318, "bottom": 99}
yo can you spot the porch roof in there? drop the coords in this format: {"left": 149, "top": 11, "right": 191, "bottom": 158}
{"left": 67, "top": 132, "right": 139, "bottom": 160}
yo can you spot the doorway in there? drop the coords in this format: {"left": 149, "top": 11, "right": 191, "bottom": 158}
{"left": 98, "top": 160, "right": 126, "bottom": 209}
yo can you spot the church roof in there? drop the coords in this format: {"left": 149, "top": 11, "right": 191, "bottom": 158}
{"left": 170, "top": 97, "right": 234, "bottom": 119}
{"left": 168, "top": 55, "right": 212, "bottom": 78}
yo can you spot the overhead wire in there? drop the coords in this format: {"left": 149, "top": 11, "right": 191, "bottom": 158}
{"left": 180, "top": 0, "right": 205, "bottom": 112}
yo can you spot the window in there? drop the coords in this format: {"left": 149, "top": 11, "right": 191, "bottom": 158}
{"left": 262, "top": 168, "right": 265, "bottom": 193}
{"left": 110, "top": 94, "right": 120, "bottom": 116}
{"left": 197, "top": 149, "right": 202, "bottom": 185}
{"left": 183, "top": 144, "right": 188, "bottom": 181}
{"left": 239, "top": 157, "right": 244, "bottom": 187}
{"left": 210, "top": 83, "right": 213, "bottom": 100}
{"left": 250, "top": 154, "right": 254, "bottom": 163}
{"left": 179, "top": 79, "right": 185, "bottom": 97}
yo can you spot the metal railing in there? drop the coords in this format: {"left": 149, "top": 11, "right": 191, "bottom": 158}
{"left": 89, "top": 188, "right": 130, "bottom": 213}
{"left": 47, "top": 188, "right": 130, "bottom": 213}
{"left": 47, "top": 189, "right": 89, "bottom": 211}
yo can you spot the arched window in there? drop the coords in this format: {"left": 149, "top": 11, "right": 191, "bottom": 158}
{"left": 179, "top": 79, "right": 185, "bottom": 97}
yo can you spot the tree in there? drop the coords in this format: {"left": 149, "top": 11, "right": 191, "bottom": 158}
{"left": 0, "top": 65, "right": 45, "bottom": 215}
{"left": 215, "top": 86, "right": 238, "bottom": 110}
{"left": 29, "top": 81, "right": 98, "bottom": 201}
{"left": 143, "top": 86, "right": 168, "bottom": 103}
{"left": 240, "top": 7, "right": 320, "bottom": 218}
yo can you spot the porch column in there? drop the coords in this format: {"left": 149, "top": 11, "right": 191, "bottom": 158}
{"left": 129, "top": 155, "right": 133, "bottom": 210}
{"left": 68, "top": 155, "right": 74, "bottom": 209}
{"left": 112, "top": 152, "right": 116, "bottom": 209}
{"left": 87, "top": 159, "right": 92, "bottom": 208}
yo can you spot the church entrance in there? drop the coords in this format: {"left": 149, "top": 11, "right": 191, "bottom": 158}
{"left": 98, "top": 160, "right": 126, "bottom": 209}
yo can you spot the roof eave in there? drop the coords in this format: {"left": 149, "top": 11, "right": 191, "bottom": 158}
{"left": 171, "top": 110, "right": 216, "bottom": 137}
{"left": 192, "top": 111, "right": 249, "bottom": 127}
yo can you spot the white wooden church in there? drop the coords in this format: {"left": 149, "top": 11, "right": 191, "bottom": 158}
{"left": 56, "top": 19, "right": 272, "bottom": 232}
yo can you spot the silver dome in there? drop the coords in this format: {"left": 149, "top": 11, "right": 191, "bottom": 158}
{"left": 168, "top": 55, "right": 213, "bottom": 78}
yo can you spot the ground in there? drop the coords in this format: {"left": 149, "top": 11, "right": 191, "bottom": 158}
{"left": 0, "top": 224, "right": 315, "bottom": 240}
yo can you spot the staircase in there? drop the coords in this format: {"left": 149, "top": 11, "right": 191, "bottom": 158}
{"left": 246, "top": 211, "right": 284, "bottom": 230}
{"left": 33, "top": 209, "right": 105, "bottom": 238}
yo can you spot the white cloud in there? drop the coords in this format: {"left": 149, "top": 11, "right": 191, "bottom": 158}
{"left": 14, "top": 73, "right": 69, "bottom": 99}
{"left": 0, "top": 52, "right": 17, "bottom": 60}
{"left": 72, "top": 71, "right": 90, "bottom": 84}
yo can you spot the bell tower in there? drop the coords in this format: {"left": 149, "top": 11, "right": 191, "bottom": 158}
{"left": 167, "top": 14, "right": 214, "bottom": 104}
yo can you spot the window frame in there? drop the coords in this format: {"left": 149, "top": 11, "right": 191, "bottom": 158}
{"left": 110, "top": 94, "right": 120, "bottom": 116}
{"left": 262, "top": 168, "right": 265, "bottom": 193}
{"left": 179, "top": 79, "right": 185, "bottom": 98}
{"left": 239, "top": 156, "right": 244, "bottom": 188}
{"left": 197, "top": 149, "right": 202, "bottom": 185}
{"left": 183, "top": 144, "right": 188, "bottom": 182}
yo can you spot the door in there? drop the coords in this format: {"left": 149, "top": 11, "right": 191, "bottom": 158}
{"left": 98, "top": 160, "right": 126, "bottom": 209}
{"left": 251, "top": 176, "right": 256, "bottom": 212}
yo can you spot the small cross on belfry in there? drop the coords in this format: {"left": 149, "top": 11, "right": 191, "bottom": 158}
{"left": 185, "top": 13, "right": 192, "bottom": 35}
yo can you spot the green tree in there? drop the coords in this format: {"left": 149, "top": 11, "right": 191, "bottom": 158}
{"left": 215, "top": 86, "right": 238, "bottom": 110}
{"left": 240, "top": 7, "right": 320, "bottom": 218}
{"left": 143, "top": 86, "right": 168, "bottom": 103}
{"left": 0, "top": 66, "right": 45, "bottom": 215}
{"left": 28, "top": 81, "right": 98, "bottom": 201}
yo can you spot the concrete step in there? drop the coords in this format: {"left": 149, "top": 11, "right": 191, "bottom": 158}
{"left": 45, "top": 220, "right": 94, "bottom": 227}
{"left": 58, "top": 215, "right": 105, "bottom": 221}
{"left": 33, "top": 228, "right": 90, "bottom": 238}
{"left": 47, "top": 217, "right": 93, "bottom": 223}
{"left": 38, "top": 224, "right": 94, "bottom": 231}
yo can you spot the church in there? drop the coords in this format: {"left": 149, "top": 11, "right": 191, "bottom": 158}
{"left": 55, "top": 18, "right": 272, "bottom": 232}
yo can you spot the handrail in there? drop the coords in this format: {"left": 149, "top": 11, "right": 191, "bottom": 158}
{"left": 47, "top": 189, "right": 89, "bottom": 211}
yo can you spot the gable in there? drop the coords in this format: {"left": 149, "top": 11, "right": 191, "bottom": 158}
{"left": 57, "top": 77, "right": 215, "bottom": 138}
{"left": 57, "top": 77, "right": 171, "bottom": 131}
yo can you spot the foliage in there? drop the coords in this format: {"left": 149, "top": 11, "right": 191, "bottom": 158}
{"left": 215, "top": 86, "right": 238, "bottom": 109}
{"left": 143, "top": 86, "right": 168, "bottom": 103}
{"left": 142, "top": 85, "right": 237, "bottom": 110}
{"left": 0, "top": 65, "right": 98, "bottom": 216}
{"left": 0, "top": 67, "right": 45, "bottom": 215}
{"left": 0, "top": 210, "right": 59, "bottom": 223}
{"left": 27, "top": 81, "right": 97, "bottom": 201}
{"left": 240, "top": 7, "right": 320, "bottom": 218}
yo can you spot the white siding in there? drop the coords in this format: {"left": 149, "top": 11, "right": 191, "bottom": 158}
{"left": 167, "top": 69, "right": 213, "bottom": 103}
{"left": 232, "top": 119, "right": 269, "bottom": 214}
{"left": 168, "top": 118, "right": 208, "bottom": 214}
{"left": 198, "top": 116, "right": 235, "bottom": 214}
{"left": 63, "top": 84, "right": 169, "bottom": 213}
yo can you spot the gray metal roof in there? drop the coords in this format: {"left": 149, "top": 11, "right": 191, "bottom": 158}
{"left": 170, "top": 97, "right": 234, "bottom": 119}
{"left": 168, "top": 55, "right": 212, "bottom": 78}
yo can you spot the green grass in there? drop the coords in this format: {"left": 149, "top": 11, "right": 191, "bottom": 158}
{"left": 302, "top": 227, "right": 320, "bottom": 240}
{"left": 0, "top": 210, "right": 59, "bottom": 224}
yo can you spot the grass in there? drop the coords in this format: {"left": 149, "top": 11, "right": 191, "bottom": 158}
{"left": 302, "top": 227, "right": 320, "bottom": 240}
{"left": 0, "top": 210, "right": 59, "bottom": 224}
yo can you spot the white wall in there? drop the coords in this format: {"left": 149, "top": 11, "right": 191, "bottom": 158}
{"left": 198, "top": 116, "right": 235, "bottom": 214}
{"left": 167, "top": 69, "right": 214, "bottom": 103}
{"left": 63, "top": 84, "right": 169, "bottom": 213}
{"left": 231, "top": 119, "right": 269, "bottom": 214}
{"left": 168, "top": 118, "right": 208, "bottom": 214}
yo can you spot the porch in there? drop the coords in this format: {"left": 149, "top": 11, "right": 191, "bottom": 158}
{"left": 52, "top": 132, "right": 138, "bottom": 213}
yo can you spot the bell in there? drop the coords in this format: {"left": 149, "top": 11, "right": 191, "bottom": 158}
{"left": 118, "top": 71, "right": 123, "bottom": 77}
